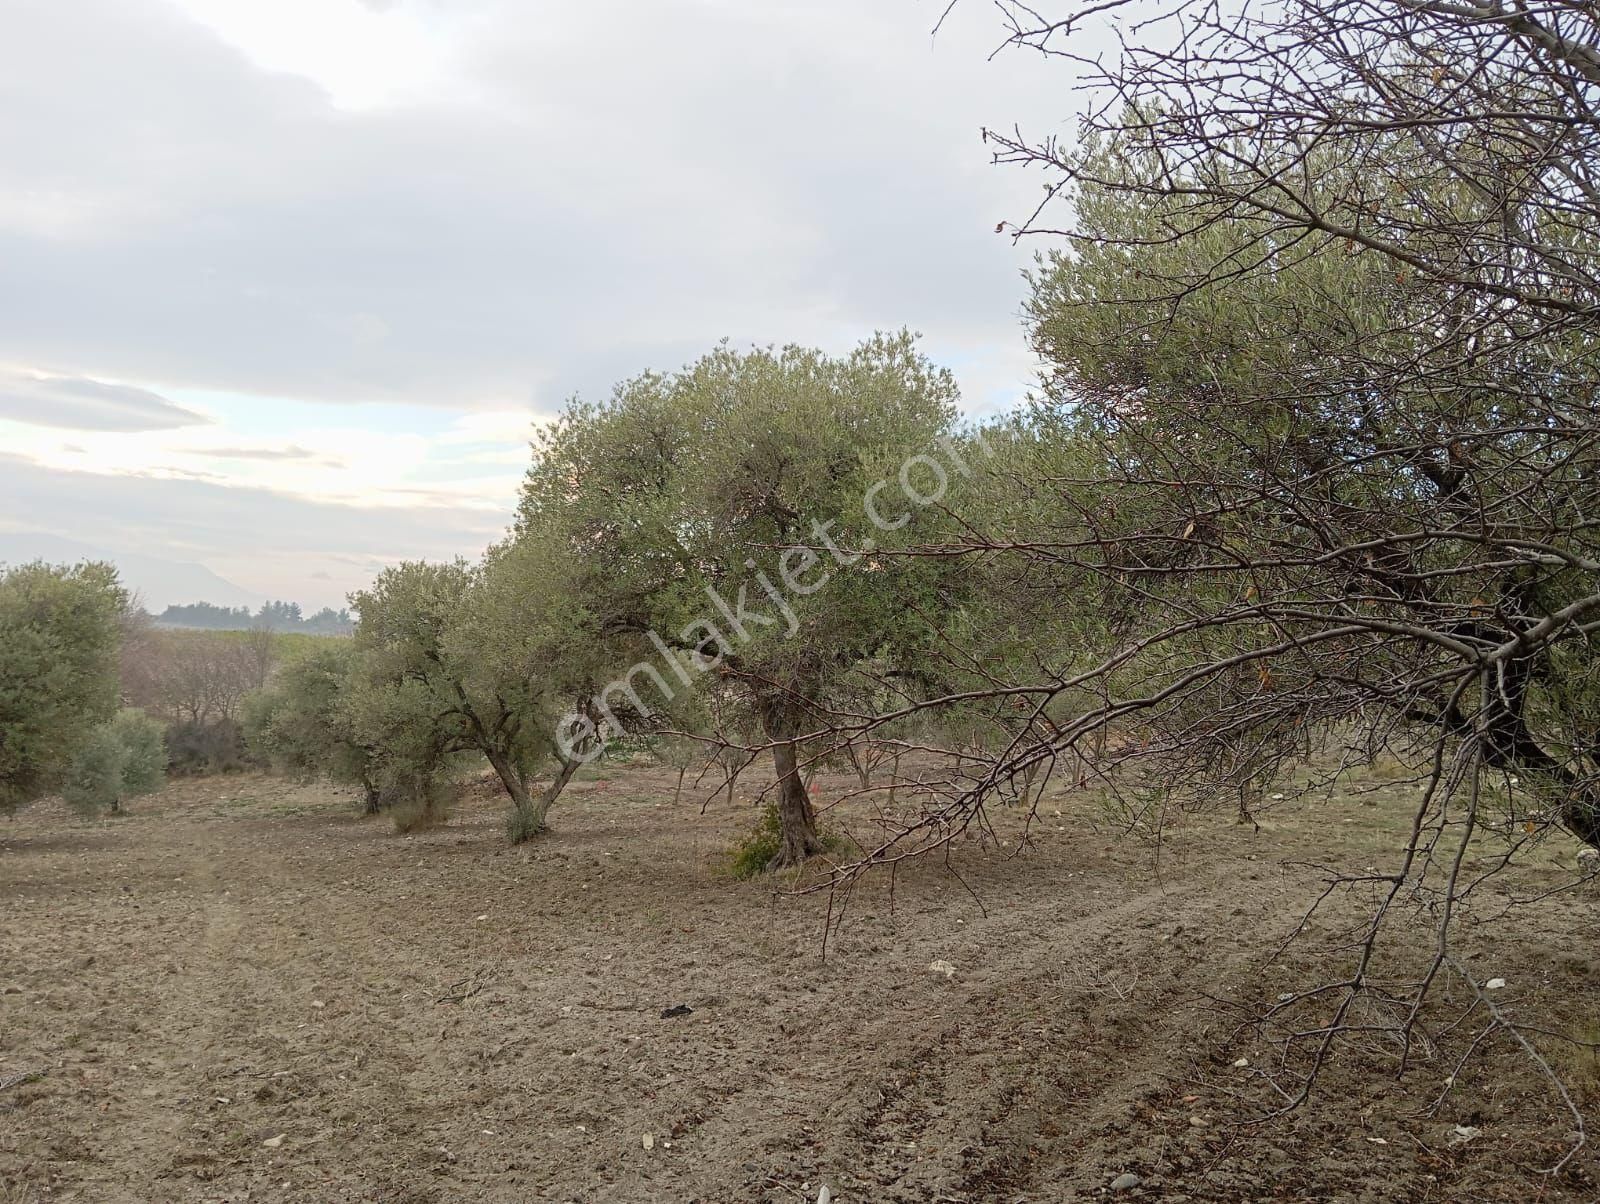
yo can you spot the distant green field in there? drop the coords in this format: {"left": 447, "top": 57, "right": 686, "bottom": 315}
{"left": 150, "top": 626, "right": 349, "bottom": 658}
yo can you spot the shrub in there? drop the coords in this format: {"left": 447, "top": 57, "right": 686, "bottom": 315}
{"left": 506, "top": 802, "right": 544, "bottom": 845}
{"left": 61, "top": 728, "right": 125, "bottom": 816}
{"left": 728, "top": 802, "right": 853, "bottom": 879}
{"left": 0, "top": 561, "right": 126, "bottom": 816}
{"left": 113, "top": 710, "right": 167, "bottom": 796}
{"left": 242, "top": 641, "right": 371, "bottom": 786}
{"left": 165, "top": 718, "right": 247, "bottom": 775}
{"left": 728, "top": 804, "right": 784, "bottom": 879}
{"left": 61, "top": 709, "right": 167, "bottom": 816}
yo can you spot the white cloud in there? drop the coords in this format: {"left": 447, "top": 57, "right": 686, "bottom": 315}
{"left": 166, "top": 0, "right": 466, "bottom": 109}
{"left": 0, "top": 0, "right": 1065, "bottom": 598}
{"left": 0, "top": 418, "right": 505, "bottom": 511}
{"left": 0, "top": 453, "right": 507, "bottom": 609}
{"left": 0, "top": 366, "right": 210, "bottom": 431}
{"left": 438, "top": 409, "right": 544, "bottom": 446}
{"left": 0, "top": 0, "right": 1054, "bottom": 408}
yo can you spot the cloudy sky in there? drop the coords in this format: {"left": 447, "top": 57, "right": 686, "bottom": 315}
{"left": 0, "top": 0, "right": 1062, "bottom": 610}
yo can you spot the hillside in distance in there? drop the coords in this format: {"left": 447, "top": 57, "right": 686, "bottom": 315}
{"left": 0, "top": 530, "right": 259, "bottom": 612}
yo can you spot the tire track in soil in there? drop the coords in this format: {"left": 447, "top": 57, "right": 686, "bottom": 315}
{"left": 693, "top": 856, "right": 1305, "bottom": 1203}
{"left": 150, "top": 821, "right": 458, "bottom": 1204}
{"left": 11, "top": 770, "right": 1593, "bottom": 1203}
{"left": 121, "top": 827, "right": 288, "bottom": 1199}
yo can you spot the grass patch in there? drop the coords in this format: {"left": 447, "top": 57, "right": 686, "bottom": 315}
{"left": 505, "top": 804, "right": 547, "bottom": 845}
{"left": 1551, "top": 1016, "right": 1600, "bottom": 1109}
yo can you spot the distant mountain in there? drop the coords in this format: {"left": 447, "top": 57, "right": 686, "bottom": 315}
{"left": 0, "top": 530, "right": 260, "bottom": 612}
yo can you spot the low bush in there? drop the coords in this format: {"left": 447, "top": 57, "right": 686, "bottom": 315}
{"left": 62, "top": 709, "right": 167, "bottom": 815}
{"left": 382, "top": 755, "right": 459, "bottom": 834}
{"left": 506, "top": 802, "right": 544, "bottom": 845}
{"left": 728, "top": 802, "right": 853, "bottom": 879}
{"left": 166, "top": 718, "right": 248, "bottom": 775}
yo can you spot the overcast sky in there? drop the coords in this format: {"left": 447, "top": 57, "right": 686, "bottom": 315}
{"left": 0, "top": 0, "right": 1063, "bottom": 609}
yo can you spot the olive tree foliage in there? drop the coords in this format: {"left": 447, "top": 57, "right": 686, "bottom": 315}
{"left": 515, "top": 333, "right": 967, "bottom": 867}
{"left": 241, "top": 641, "right": 387, "bottom": 811}
{"left": 349, "top": 552, "right": 598, "bottom": 841}
{"left": 0, "top": 561, "right": 128, "bottom": 816}
{"left": 343, "top": 674, "right": 463, "bottom": 829}
{"left": 869, "top": 0, "right": 1600, "bottom": 1149}
{"left": 61, "top": 709, "right": 167, "bottom": 816}
{"left": 942, "top": 0, "right": 1600, "bottom": 845}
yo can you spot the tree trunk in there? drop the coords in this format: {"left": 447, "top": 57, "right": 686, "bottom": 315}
{"left": 768, "top": 736, "right": 824, "bottom": 868}
{"left": 486, "top": 748, "right": 540, "bottom": 841}
{"left": 1467, "top": 643, "right": 1600, "bottom": 848}
{"left": 1020, "top": 760, "right": 1040, "bottom": 807}
{"left": 491, "top": 747, "right": 583, "bottom": 843}
{"left": 536, "top": 756, "right": 582, "bottom": 821}
{"left": 361, "top": 771, "right": 383, "bottom": 815}
{"left": 1562, "top": 790, "right": 1600, "bottom": 850}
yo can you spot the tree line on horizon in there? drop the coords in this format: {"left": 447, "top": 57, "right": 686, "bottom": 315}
{"left": 155, "top": 599, "right": 354, "bottom": 635}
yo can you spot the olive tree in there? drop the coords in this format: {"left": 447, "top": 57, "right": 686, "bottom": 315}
{"left": 350, "top": 551, "right": 598, "bottom": 841}
{"left": 242, "top": 640, "right": 388, "bottom": 812}
{"left": 61, "top": 709, "right": 167, "bottom": 816}
{"left": 940, "top": 1, "right": 1600, "bottom": 846}
{"left": 0, "top": 561, "right": 127, "bottom": 816}
{"left": 862, "top": 0, "right": 1600, "bottom": 1148}
{"left": 516, "top": 333, "right": 969, "bottom": 866}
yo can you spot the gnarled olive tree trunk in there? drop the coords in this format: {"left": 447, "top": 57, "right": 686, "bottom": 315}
{"left": 758, "top": 694, "right": 824, "bottom": 867}
{"left": 488, "top": 746, "right": 584, "bottom": 843}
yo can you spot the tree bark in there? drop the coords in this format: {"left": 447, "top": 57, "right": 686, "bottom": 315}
{"left": 489, "top": 746, "right": 583, "bottom": 842}
{"left": 1465, "top": 635, "right": 1600, "bottom": 849}
{"left": 768, "top": 736, "right": 824, "bottom": 867}
{"left": 361, "top": 771, "right": 383, "bottom": 815}
{"left": 845, "top": 741, "right": 871, "bottom": 792}
{"left": 535, "top": 756, "right": 582, "bottom": 824}
{"left": 1562, "top": 791, "right": 1600, "bottom": 850}
{"left": 485, "top": 747, "right": 539, "bottom": 838}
